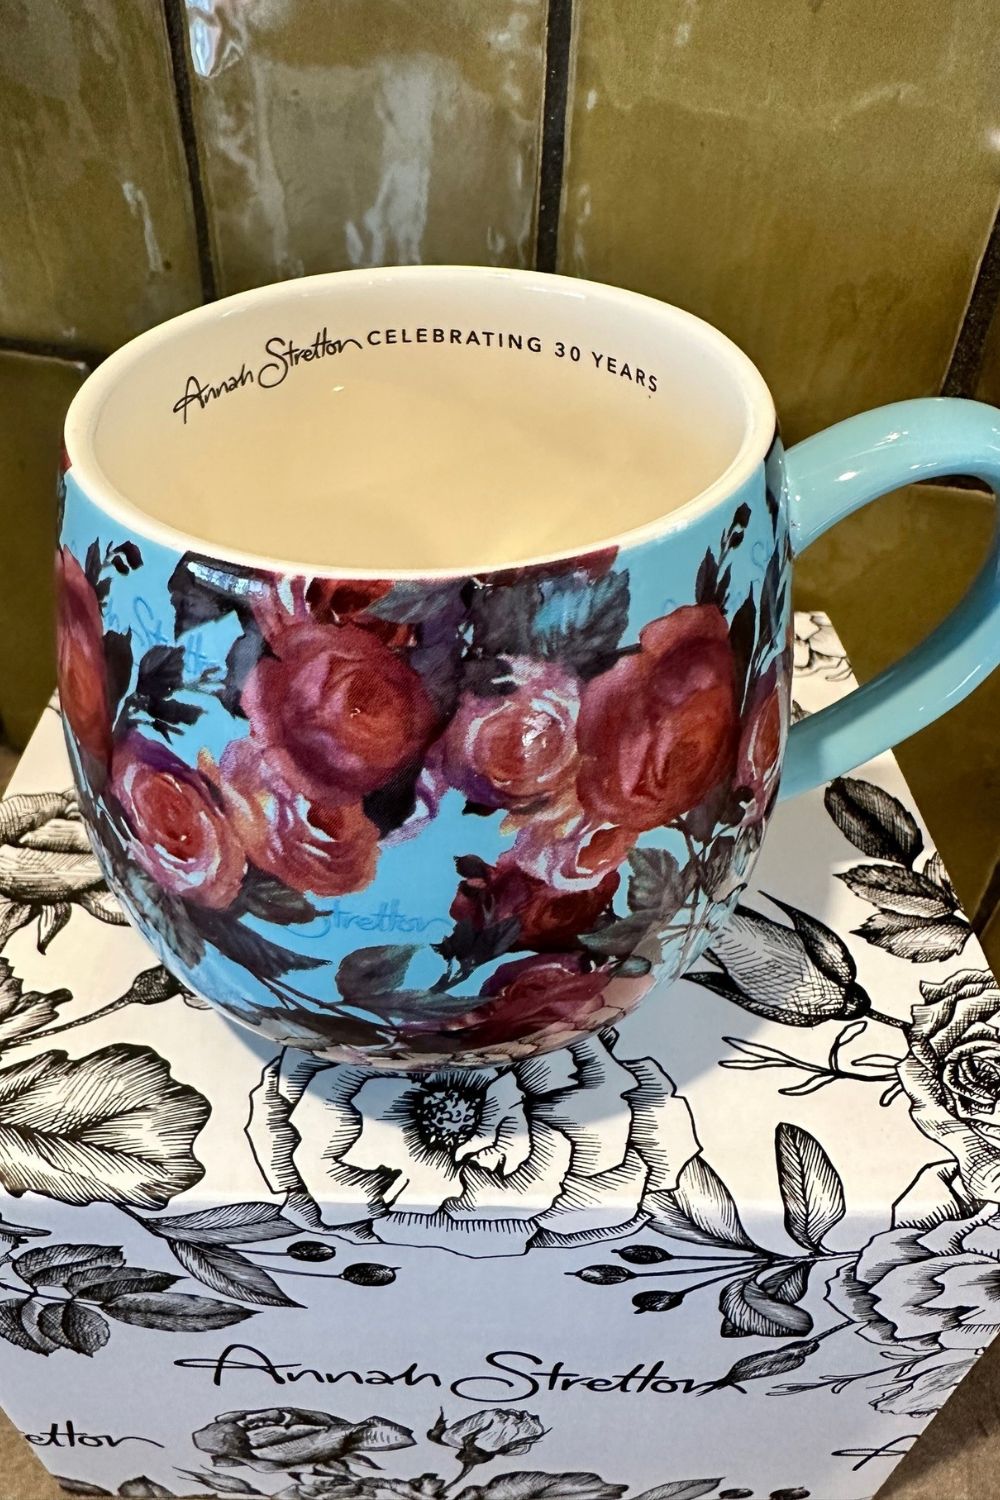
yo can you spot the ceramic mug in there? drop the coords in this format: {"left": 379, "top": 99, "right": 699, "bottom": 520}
{"left": 57, "top": 267, "right": 1000, "bottom": 1067}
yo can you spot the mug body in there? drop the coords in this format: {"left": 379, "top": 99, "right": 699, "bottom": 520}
{"left": 57, "top": 267, "right": 789, "bottom": 1066}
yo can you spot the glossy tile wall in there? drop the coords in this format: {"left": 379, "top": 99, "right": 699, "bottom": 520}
{"left": 1, "top": 0, "right": 998, "bottom": 961}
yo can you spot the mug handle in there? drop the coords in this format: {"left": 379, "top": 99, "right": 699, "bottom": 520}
{"left": 779, "top": 396, "right": 1000, "bottom": 799}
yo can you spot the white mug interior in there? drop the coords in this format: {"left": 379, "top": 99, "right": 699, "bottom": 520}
{"left": 65, "top": 267, "right": 775, "bottom": 575}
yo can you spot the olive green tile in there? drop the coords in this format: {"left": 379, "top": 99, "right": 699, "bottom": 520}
{"left": 794, "top": 484, "right": 1000, "bottom": 915}
{"left": 0, "top": 0, "right": 201, "bottom": 350}
{"left": 181, "top": 0, "right": 546, "bottom": 292}
{"left": 562, "top": 2, "right": 1000, "bottom": 443}
{"left": 0, "top": 351, "right": 85, "bottom": 749}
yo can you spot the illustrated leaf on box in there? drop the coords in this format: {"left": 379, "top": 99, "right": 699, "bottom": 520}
{"left": 35, "top": 1298, "right": 110, "bottom": 1355}
{"left": 337, "top": 944, "right": 419, "bottom": 1001}
{"left": 775, "top": 1123, "right": 846, "bottom": 1253}
{"left": 469, "top": 576, "right": 544, "bottom": 657}
{"left": 117, "top": 1478, "right": 176, "bottom": 1498}
{"left": 631, "top": 1482, "right": 723, "bottom": 1500}
{"left": 837, "top": 863, "right": 957, "bottom": 917}
{"left": 853, "top": 911, "right": 970, "bottom": 963}
{"left": 455, "top": 1473, "right": 627, "bottom": 1500}
{"left": 140, "top": 1201, "right": 300, "bottom": 1246}
{"left": 719, "top": 1275, "right": 813, "bottom": 1339}
{"left": 704, "top": 1337, "right": 822, "bottom": 1392}
{"left": 102, "top": 1291, "right": 256, "bottom": 1332}
{"left": 758, "top": 1260, "right": 811, "bottom": 1307}
{"left": 0, "top": 957, "right": 71, "bottom": 1050}
{"left": 824, "top": 777, "right": 923, "bottom": 865}
{"left": 64, "top": 1267, "right": 180, "bottom": 1300}
{"left": 168, "top": 1240, "right": 298, "bottom": 1307}
{"left": 646, "top": 1156, "right": 756, "bottom": 1251}
{"left": 175, "top": 1473, "right": 263, "bottom": 1496}
{"left": 14, "top": 1241, "right": 124, "bottom": 1287}
{"left": 0, "top": 1296, "right": 52, "bottom": 1353}
{"left": 0, "top": 1044, "right": 209, "bottom": 1209}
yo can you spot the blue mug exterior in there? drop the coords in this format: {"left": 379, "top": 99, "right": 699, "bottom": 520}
{"left": 56, "top": 270, "right": 1000, "bottom": 1068}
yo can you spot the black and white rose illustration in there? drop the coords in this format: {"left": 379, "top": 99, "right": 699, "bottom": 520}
{"left": 897, "top": 970, "right": 1000, "bottom": 1202}
{"left": 0, "top": 788, "right": 126, "bottom": 952}
{"left": 179, "top": 1403, "right": 743, "bottom": 1500}
{"left": 792, "top": 614, "right": 850, "bottom": 681}
{"left": 246, "top": 1034, "right": 699, "bottom": 1256}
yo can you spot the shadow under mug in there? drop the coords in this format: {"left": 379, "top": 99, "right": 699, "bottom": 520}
{"left": 56, "top": 267, "right": 1000, "bottom": 1067}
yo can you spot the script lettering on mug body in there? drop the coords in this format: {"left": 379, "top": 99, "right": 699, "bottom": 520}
{"left": 174, "top": 1343, "right": 701, "bottom": 1400}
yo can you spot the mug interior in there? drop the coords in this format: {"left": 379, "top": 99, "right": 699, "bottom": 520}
{"left": 66, "top": 267, "right": 775, "bottom": 575}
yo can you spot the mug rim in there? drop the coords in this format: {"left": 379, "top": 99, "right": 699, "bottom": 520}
{"left": 64, "top": 265, "right": 778, "bottom": 581}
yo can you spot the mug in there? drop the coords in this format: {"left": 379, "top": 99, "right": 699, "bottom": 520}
{"left": 56, "top": 266, "right": 1000, "bottom": 1067}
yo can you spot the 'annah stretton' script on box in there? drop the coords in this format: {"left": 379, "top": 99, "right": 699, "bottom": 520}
{"left": 175, "top": 1344, "right": 701, "bottom": 1401}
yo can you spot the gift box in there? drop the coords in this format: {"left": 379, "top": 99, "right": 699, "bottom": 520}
{"left": 0, "top": 613, "right": 997, "bottom": 1500}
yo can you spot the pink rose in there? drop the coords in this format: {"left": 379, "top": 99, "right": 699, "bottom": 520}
{"left": 243, "top": 621, "right": 438, "bottom": 804}
{"left": 220, "top": 738, "right": 378, "bottom": 898}
{"left": 509, "top": 795, "right": 634, "bottom": 893}
{"left": 111, "top": 732, "right": 245, "bottom": 908}
{"left": 442, "top": 657, "right": 580, "bottom": 811}
{"left": 577, "top": 604, "right": 738, "bottom": 830}
{"left": 55, "top": 547, "right": 112, "bottom": 773}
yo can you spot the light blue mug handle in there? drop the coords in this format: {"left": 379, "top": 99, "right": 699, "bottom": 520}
{"left": 779, "top": 396, "right": 1000, "bottom": 799}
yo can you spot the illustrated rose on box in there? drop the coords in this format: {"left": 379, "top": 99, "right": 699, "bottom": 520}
{"left": 0, "top": 786, "right": 126, "bottom": 953}
{"left": 192, "top": 1407, "right": 416, "bottom": 1474}
{"left": 823, "top": 1189, "right": 1000, "bottom": 1417}
{"left": 246, "top": 1031, "right": 699, "bottom": 1256}
{"left": 898, "top": 970, "right": 1000, "bottom": 1202}
{"left": 428, "top": 1408, "right": 547, "bottom": 1483}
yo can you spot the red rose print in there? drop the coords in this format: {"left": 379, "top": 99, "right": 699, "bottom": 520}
{"left": 510, "top": 796, "right": 635, "bottom": 892}
{"left": 577, "top": 603, "right": 738, "bottom": 830}
{"left": 442, "top": 657, "right": 580, "bottom": 811}
{"left": 243, "top": 621, "right": 438, "bottom": 803}
{"left": 111, "top": 732, "right": 245, "bottom": 908}
{"left": 220, "top": 737, "right": 378, "bottom": 898}
{"left": 450, "top": 854, "right": 619, "bottom": 953}
{"left": 736, "top": 661, "right": 785, "bottom": 825}
{"left": 55, "top": 547, "right": 112, "bottom": 771}
{"left": 253, "top": 576, "right": 411, "bottom": 649}
{"left": 435, "top": 953, "right": 651, "bottom": 1053}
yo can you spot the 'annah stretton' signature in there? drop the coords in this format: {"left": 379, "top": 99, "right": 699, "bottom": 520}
{"left": 172, "top": 328, "right": 363, "bottom": 423}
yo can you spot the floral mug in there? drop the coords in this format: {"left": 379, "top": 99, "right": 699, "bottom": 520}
{"left": 56, "top": 267, "right": 1000, "bottom": 1067}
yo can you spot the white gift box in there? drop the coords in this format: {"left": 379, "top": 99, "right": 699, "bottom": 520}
{"left": 0, "top": 615, "right": 997, "bottom": 1500}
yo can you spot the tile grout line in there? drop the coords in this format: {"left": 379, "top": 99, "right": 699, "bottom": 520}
{"left": 0, "top": 335, "right": 106, "bottom": 370}
{"left": 941, "top": 195, "right": 1000, "bottom": 397}
{"left": 160, "top": 0, "right": 218, "bottom": 304}
{"left": 534, "top": 0, "right": 574, "bottom": 274}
